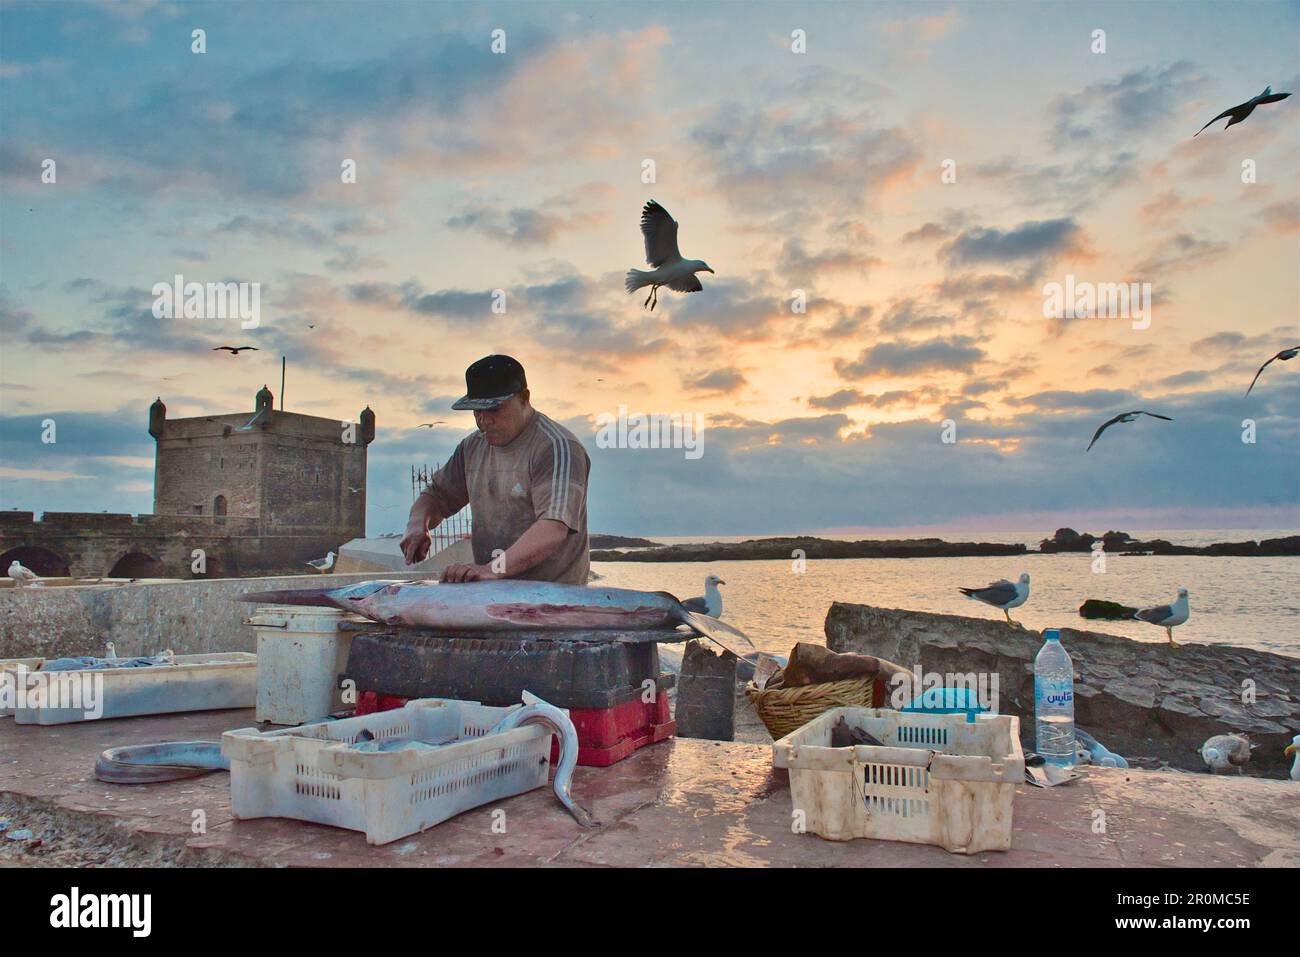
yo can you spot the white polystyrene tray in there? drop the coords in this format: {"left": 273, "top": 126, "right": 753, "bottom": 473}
{"left": 2, "top": 652, "right": 256, "bottom": 724}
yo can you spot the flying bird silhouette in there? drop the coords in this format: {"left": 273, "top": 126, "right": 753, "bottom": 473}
{"left": 1244, "top": 346, "right": 1299, "bottom": 396}
{"left": 213, "top": 346, "right": 259, "bottom": 354}
{"left": 418, "top": 421, "right": 446, "bottom": 428}
{"left": 1086, "top": 411, "right": 1173, "bottom": 451}
{"left": 1194, "top": 85, "right": 1291, "bottom": 136}
{"left": 625, "top": 200, "right": 713, "bottom": 310}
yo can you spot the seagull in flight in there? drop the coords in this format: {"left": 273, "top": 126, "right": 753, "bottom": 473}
{"left": 958, "top": 572, "right": 1030, "bottom": 624}
{"left": 625, "top": 200, "right": 713, "bottom": 310}
{"left": 1086, "top": 411, "right": 1172, "bottom": 451}
{"left": 1244, "top": 346, "right": 1299, "bottom": 396}
{"left": 1195, "top": 85, "right": 1291, "bottom": 136}
{"left": 418, "top": 421, "right": 446, "bottom": 428}
{"left": 213, "top": 345, "right": 259, "bottom": 355}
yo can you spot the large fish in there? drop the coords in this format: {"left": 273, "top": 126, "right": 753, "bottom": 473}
{"left": 240, "top": 579, "right": 755, "bottom": 657}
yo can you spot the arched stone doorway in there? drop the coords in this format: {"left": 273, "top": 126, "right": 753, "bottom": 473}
{"left": 107, "top": 552, "right": 165, "bottom": 579}
{"left": 0, "top": 545, "right": 71, "bottom": 577}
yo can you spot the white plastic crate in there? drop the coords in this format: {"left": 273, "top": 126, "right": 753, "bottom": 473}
{"left": 222, "top": 697, "right": 554, "bottom": 845}
{"left": 2, "top": 652, "right": 256, "bottom": 724}
{"left": 772, "top": 707, "right": 1024, "bottom": 854}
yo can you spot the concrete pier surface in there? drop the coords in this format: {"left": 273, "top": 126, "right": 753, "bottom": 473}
{"left": 3, "top": 709, "right": 1296, "bottom": 868}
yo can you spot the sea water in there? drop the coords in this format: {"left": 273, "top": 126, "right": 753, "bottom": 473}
{"left": 1034, "top": 628, "right": 1076, "bottom": 766}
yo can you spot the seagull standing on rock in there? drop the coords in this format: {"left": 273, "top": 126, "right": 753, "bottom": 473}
{"left": 8, "top": 560, "right": 38, "bottom": 587}
{"left": 625, "top": 200, "right": 713, "bottom": 311}
{"left": 1200, "top": 733, "right": 1255, "bottom": 774}
{"left": 1133, "top": 587, "right": 1190, "bottom": 647}
{"left": 1285, "top": 734, "right": 1300, "bottom": 782}
{"left": 682, "top": 574, "right": 725, "bottom": 617}
{"left": 958, "top": 572, "right": 1030, "bottom": 624}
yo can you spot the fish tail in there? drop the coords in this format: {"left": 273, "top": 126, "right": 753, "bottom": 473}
{"left": 676, "top": 609, "right": 756, "bottom": 658}
{"left": 239, "top": 588, "right": 339, "bottom": 607}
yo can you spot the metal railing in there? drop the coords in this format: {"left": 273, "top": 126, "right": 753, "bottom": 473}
{"left": 412, "top": 464, "right": 473, "bottom": 555}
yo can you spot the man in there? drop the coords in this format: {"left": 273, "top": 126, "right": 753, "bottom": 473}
{"left": 401, "top": 355, "right": 591, "bottom": 584}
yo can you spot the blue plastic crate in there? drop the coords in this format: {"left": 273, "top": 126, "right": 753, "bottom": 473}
{"left": 901, "top": 686, "right": 988, "bottom": 722}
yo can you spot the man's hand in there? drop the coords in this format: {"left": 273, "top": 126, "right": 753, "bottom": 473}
{"left": 439, "top": 563, "right": 501, "bottom": 583}
{"left": 401, "top": 523, "right": 433, "bottom": 565}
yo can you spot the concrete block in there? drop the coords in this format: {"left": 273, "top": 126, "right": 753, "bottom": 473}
{"left": 675, "top": 639, "right": 736, "bottom": 741}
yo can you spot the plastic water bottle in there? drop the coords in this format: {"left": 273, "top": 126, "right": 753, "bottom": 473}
{"left": 1034, "top": 628, "right": 1075, "bottom": 767}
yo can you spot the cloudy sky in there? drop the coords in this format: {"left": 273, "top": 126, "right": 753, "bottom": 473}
{"left": 1, "top": 0, "right": 1298, "bottom": 537}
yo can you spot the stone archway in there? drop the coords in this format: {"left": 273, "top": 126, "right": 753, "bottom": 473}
{"left": 107, "top": 552, "right": 165, "bottom": 579}
{"left": 0, "top": 545, "right": 71, "bottom": 577}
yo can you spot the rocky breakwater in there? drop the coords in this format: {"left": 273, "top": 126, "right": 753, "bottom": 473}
{"left": 591, "top": 536, "right": 1026, "bottom": 563}
{"left": 1040, "top": 527, "right": 1300, "bottom": 556}
{"left": 824, "top": 602, "right": 1300, "bottom": 779}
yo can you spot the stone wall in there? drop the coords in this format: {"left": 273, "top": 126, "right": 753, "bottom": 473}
{"left": 0, "top": 512, "right": 354, "bottom": 579}
{"left": 0, "top": 568, "right": 462, "bottom": 661}
{"left": 825, "top": 602, "right": 1300, "bottom": 779}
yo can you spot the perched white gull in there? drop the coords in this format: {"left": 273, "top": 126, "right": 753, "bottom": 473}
{"left": 8, "top": 560, "right": 38, "bottom": 587}
{"left": 682, "top": 574, "right": 725, "bottom": 617}
{"left": 1194, "top": 85, "right": 1291, "bottom": 136}
{"left": 958, "top": 572, "right": 1030, "bottom": 623}
{"left": 625, "top": 200, "right": 713, "bottom": 311}
{"left": 1200, "top": 733, "right": 1255, "bottom": 774}
{"left": 1133, "top": 587, "right": 1190, "bottom": 648}
{"left": 1245, "top": 346, "right": 1299, "bottom": 396}
{"left": 1086, "top": 411, "right": 1172, "bottom": 451}
{"left": 1285, "top": 734, "right": 1300, "bottom": 782}
{"left": 306, "top": 551, "right": 336, "bottom": 573}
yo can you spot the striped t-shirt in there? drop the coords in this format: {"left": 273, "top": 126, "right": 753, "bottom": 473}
{"left": 420, "top": 409, "right": 591, "bottom": 584}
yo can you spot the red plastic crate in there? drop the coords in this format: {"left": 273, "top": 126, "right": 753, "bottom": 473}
{"left": 351, "top": 690, "right": 674, "bottom": 767}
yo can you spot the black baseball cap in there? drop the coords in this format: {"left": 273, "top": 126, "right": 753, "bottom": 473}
{"left": 451, "top": 355, "right": 528, "bottom": 411}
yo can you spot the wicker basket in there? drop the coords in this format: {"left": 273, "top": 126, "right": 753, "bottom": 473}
{"left": 745, "top": 677, "right": 884, "bottom": 740}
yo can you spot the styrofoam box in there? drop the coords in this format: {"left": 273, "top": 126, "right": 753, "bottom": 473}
{"left": 0, "top": 658, "right": 44, "bottom": 718}
{"left": 772, "top": 707, "right": 1025, "bottom": 854}
{"left": 3, "top": 652, "right": 257, "bottom": 725}
{"left": 222, "top": 697, "right": 554, "bottom": 846}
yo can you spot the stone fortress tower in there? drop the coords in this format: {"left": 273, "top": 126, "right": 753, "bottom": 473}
{"left": 0, "top": 389, "right": 377, "bottom": 579}
{"left": 150, "top": 386, "right": 374, "bottom": 546}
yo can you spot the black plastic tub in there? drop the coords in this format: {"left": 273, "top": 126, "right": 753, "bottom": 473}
{"left": 342, "top": 629, "right": 678, "bottom": 709}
